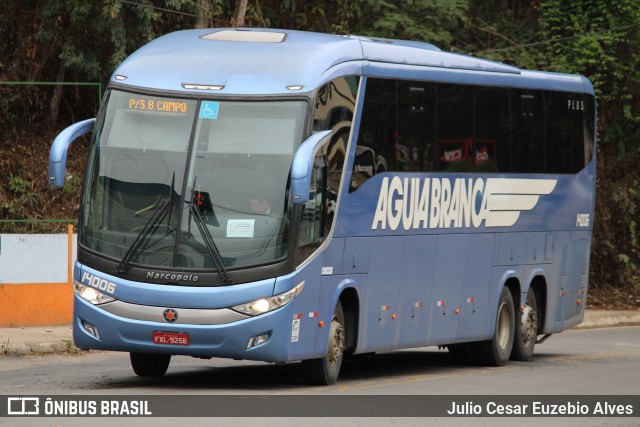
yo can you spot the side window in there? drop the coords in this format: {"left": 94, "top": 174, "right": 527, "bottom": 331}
{"left": 296, "top": 154, "right": 327, "bottom": 265}
{"left": 545, "top": 92, "right": 585, "bottom": 173}
{"left": 313, "top": 76, "right": 359, "bottom": 223}
{"left": 436, "top": 84, "right": 474, "bottom": 172}
{"left": 313, "top": 76, "right": 358, "bottom": 176}
{"left": 352, "top": 80, "right": 591, "bottom": 178}
{"left": 397, "top": 81, "right": 437, "bottom": 172}
{"left": 511, "top": 90, "right": 544, "bottom": 173}
{"left": 583, "top": 94, "right": 595, "bottom": 167}
{"left": 475, "top": 87, "right": 510, "bottom": 173}
{"left": 352, "top": 78, "right": 395, "bottom": 192}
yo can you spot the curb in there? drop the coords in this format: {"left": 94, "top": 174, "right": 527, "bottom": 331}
{"left": 573, "top": 312, "right": 640, "bottom": 329}
{"left": 2, "top": 340, "right": 77, "bottom": 357}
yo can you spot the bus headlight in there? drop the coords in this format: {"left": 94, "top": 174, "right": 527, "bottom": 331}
{"left": 74, "top": 280, "right": 116, "bottom": 305}
{"left": 232, "top": 282, "right": 304, "bottom": 316}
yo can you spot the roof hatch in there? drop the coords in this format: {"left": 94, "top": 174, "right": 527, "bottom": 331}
{"left": 202, "top": 30, "right": 287, "bottom": 43}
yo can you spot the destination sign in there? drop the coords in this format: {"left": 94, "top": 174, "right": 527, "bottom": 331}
{"left": 127, "top": 97, "right": 189, "bottom": 113}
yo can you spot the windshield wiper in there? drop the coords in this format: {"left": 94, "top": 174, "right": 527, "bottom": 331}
{"left": 189, "top": 202, "right": 232, "bottom": 283}
{"left": 116, "top": 199, "right": 170, "bottom": 274}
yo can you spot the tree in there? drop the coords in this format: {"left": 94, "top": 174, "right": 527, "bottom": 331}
{"left": 457, "top": 1, "right": 639, "bottom": 301}
{"left": 539, "top": 0, "right": 640, "bottom": 295}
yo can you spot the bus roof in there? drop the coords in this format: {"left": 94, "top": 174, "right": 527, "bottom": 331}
{"left": 112, "top": 28, "right": 593, "bottom": 96}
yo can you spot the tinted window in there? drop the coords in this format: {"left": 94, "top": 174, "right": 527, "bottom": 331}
{"left": 436, "top": 84, "right": 474, "bottom": 172}
{"left": 296, "top": 76, "right": 359, "bottom": 265}
{"left": 313, "top": 76, "right": 359, "bottom": 225}
{"left": 351, "top": 78, "right": 593, "bottom": 193}
{"left": 397, "top": 81, "right": 437, "bottom": 172}
{"left": 545, "top": 92, "right": 585, "bottom": 173}
{"left": 583, "top": 94, "right": 595, "bottom": 166}
{"left": 475, "top": 87, "right": 510, "bottom": 172}
{"left": 352, "top": 78, "right": 395, "bottom": 191}
{"left": 511, "top": 90, "right": 544, "bottom": 173}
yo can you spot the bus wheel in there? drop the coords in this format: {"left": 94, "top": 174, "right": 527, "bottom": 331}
{"left": 474, "top": 287, "right": 515, "bottom": 366}
{"left": 130, "top": 353, "right": 171, "bottom": 377}
{"left": 302, "top": 301, "right": 345, "bottom": 385}
{"left": 511, "top": 290, "right": 538, "bottom": 361}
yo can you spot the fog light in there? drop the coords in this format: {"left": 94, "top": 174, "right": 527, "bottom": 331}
{"left": 81, "top": 320, "right": 100, "bottom": 339}
{"left": 246, "top": 333, "right": 270, "bottom": 349}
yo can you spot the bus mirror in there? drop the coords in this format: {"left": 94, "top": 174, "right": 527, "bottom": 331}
{"left": 290, "top": 130, "right": 332, "bottom": 204}
{"left": 49, "top": 118, "right": 96, "bottom": 188}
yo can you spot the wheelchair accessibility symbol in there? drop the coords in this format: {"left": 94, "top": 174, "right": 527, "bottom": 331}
{"left": 199, "top": 101, "right": 220, "bottom": 119}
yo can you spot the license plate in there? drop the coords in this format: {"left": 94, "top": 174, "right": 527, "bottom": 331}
{"left": 152, "top": 331, "right": 189, "bottom": 346}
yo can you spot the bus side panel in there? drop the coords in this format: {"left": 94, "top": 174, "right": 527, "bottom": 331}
{"left": 456, "top": 233, "right": 496, "bottom": 342}
{"left": 360, "top": 236, "right": 404, "bottom": 352}
{"left": 425, "top": 235, "right": 466, "bottom": 346}
{"left": 496, "top": 233, "right": 527, "bottom": 266}
{"left": 526, "top": 232, "right": 548, "bottom": 264}
{"left": 284, "top": 257, "right": 323, "bottom": 361}
{"left": 394, "top": 235, "right": 437, "bottom": 349}
{"left": 564, "top": 236, "right": 589, "bottom": 326}
{"left": 342, "top": 237, "right": 371, "bottom": 274}
{"left": 545, "top": 231, "right": 590, "bottom": 333}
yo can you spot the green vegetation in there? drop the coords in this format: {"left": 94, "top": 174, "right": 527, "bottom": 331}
{"left": 0, "top": 0, "right": 637, "bottom": 307}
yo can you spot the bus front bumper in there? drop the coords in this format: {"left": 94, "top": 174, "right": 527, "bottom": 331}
{"left": 73, "top": 295, "right": 294, "bottom": 362}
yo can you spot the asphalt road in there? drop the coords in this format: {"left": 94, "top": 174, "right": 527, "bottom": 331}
{"left": 0, "top": 326, "right": 638, "bottom": 426}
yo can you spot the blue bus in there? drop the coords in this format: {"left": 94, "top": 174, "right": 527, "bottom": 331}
{"left": 49, "top": 28, "right": 596, "bottom": 385}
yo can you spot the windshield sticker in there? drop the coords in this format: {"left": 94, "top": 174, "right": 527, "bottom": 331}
{"left": 227, "top": 219, "right": 255, "bottom": 238}
{"left": 199, "top": 101, "right": 220, "bottom": 119}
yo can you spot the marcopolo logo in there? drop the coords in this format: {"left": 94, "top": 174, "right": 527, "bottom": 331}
{"left": 372, "top": 177, "right": 557, "bottom": 231}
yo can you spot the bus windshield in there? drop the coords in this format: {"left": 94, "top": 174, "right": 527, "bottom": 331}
{"left": 80, "top": 89, "right": 307, "bottom": 273}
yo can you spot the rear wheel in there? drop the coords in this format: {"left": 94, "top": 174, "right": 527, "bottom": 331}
{"left": 475, "top": 287, "right": 515, "bottom": 366}
{"left": 511, "top": 290, "right": 538, "bottom": 361}
{"left": 302, "top": 301, "right": 345, "bottom": 385}
{"left": 130, "top": 352, "right": 171, "bottom": 377}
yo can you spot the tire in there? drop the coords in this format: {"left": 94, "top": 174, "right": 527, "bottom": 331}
{"left": 474, "top": 287, "right": 515, "bottom": 366}
{"left": 130, "top": 352, "right": 171, "bottom": 377}
{"left": 511, "top": 290, "right": 538, "bottom": 361}
{"left": 302, "top": 301, "right": 345, "bottom": 385}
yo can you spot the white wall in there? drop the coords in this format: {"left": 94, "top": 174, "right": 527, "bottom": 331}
{"left": 0, "top": 234, "right": 77, "bottom": 283}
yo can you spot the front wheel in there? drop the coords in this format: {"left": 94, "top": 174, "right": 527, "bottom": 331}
{"left": 302, "top": 301, "right": 345, "bottom": 385}
{"left": 511, "top": 290, "right": 538, "bottom": 361}
{"left": 474, "top": 287, "right": 515, "bottom": 366}
{"left": 130, "top": 352, "right": 171, "bottom": 377}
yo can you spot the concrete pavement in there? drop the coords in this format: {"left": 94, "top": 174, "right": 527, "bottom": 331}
{"left": 1, "top": 310, "right": 639, "bottom": 356}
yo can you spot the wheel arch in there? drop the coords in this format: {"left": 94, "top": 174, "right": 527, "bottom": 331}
{"left": 323, "top": 279, "right": 360, "bottom": 356}
{"left": 338, "top": 287, "right": 360, "bottom": 354}
{"left": 504, "top": 277, "right": 521, "bottom": 316}
{"left": 528, "top": 274, "right": 548, "bottom": 334}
